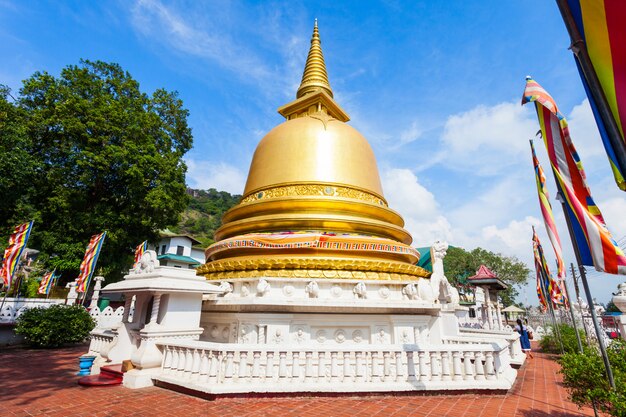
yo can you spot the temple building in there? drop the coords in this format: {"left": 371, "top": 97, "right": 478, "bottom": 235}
{"left": 94, "top": 22, "right": 522, "bottom": 394}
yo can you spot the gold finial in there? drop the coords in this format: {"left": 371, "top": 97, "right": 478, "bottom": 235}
{"left": 296, "top": 20, "right": 333, "bottom": 99}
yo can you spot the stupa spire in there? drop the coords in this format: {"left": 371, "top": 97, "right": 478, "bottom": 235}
{"left": 296, "top": 20, "right": 333, "bottom": 99}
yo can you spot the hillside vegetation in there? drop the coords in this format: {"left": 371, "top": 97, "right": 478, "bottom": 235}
{"left": 170, "top": 188, "right": 241, "bottom": 247}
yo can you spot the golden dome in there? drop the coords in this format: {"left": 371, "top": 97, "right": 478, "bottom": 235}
{"left": 198, "top": 22, "right": 424, "bottom": 281}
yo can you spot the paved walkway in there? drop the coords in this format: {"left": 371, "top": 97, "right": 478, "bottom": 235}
{"left": 0, "top": 343, "right": 597, "bottom": 417}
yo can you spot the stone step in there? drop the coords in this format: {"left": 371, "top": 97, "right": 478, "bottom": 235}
{"left": 77, "top": 364, "right": 123, "bottom": 387}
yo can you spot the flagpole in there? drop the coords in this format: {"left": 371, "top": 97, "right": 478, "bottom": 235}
{"left": 556, "top": 0, "right": 626, "bottom": 183}
{"left": 538, "top": 262, "right": 564, "bottom": 354}
{"left": 556, "top": 193, "right": 615, "bottom": 389}
{"left": 561, "top": 270, "right": 584, "bottom": 353}
{"left": 570, "top": 263, "right": 592, "bottom": 345}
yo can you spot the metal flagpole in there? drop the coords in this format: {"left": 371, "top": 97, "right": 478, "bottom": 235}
{"left": 556, "top": 0, "right": 626, "bottom": 183}
{"left": 570, "top": 263, "right": 591, "bottom": 344}
{"left": 537, "top": 256, "right": 564, "bottom": 354}
{"left": 556, "top": 195, "right": 616, "bottom": 389}
{"left": 561, "top": 269, "right": 584, "bottom": 353}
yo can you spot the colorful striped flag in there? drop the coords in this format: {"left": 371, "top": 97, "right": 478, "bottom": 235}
{"left": 523, "top": 77, "right": 626, "bottom": 275}
{"left": 561, "top": 0, "right": 626, "bottom": 191}
{"left": 133, "top": 240, "right": 148, "bottom": 267}
{"left": 0, "top": 222, "right": 34, "bottom": 289}
{"left": 532, "top": 228, "right": 566, "bottom": 306}
{"left": 37, "top": 270, "right": 57, "bottom": 295}
{"left": 76, "top": 232, "right": 106, "bottom": 293}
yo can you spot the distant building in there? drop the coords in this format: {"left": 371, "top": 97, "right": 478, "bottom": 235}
{"left": 151, "top": 231, "right": 205, "bottom": 269}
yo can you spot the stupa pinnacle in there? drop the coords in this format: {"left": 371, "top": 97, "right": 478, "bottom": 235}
{"left": 198, "top": 22, "right": 427, "bottom": 281}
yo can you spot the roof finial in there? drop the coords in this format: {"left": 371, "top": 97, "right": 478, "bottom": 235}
{"left": 296, "top": 20, "right": 333, "bottom": 99}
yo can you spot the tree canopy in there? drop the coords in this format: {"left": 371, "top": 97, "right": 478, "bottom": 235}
{"left": 443, "top": 246, "right": 531, "bottom": 306}
{"left": 0, "top": 60, "right": 192, "bottom": 282}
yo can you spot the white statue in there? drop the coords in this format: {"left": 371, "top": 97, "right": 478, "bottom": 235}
{"left": 353, "top": 281, "right": 367, "bottom": 299}
{"left": 305, "top": 281, "right": 320, "bottom": 298}
{"left": 131, "top": 250, "right": 159, "bottom": 274}
{"left": 429, "top": 240, "right": 460, "bottom": 305}
{"left": 218, "top": 281, "right": 233, "bottom": 294}
{"left": 402, "top": 283, "right": 419, "bottom": 300}
{"left": 256, "top": 278, "right": 271, "bottom": 296}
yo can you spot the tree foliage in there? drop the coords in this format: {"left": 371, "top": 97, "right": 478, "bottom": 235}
{"left": 443, "top": 246, "right": 531, "bottom": 306}
{"left": 1, "top": 60, "right": 192, "bottom": 283}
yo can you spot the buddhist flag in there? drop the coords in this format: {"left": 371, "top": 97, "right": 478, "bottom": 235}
{"left": 0, "top": 221, "right": 34, "bottom": 289}
{"left": 558, "top": 0, "right": 626, "bottom": 191}
{"left": 532, "top": 228, "right": 566, "bottom": 306}
{"left": 76, "top": 232, "right": 106, "bottom": 293}
{"left": 133, "top": 240, "right": 148, "bottom": 267}
{"left": 37, "top": 270, "right": 56, "bottom": 295}
{"left": 523, "top": 77, "right": 626, "bottom": 275}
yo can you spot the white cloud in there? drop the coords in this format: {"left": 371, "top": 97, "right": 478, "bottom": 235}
{"left": 185, "top": 159, "right": 247, "bottom": 195}
{"left": 567, "top": 98, "right": 605, "bottom": 161}
{"left": 481, "top": 216, "right": 542, "bottom": 258}
{"left": 399, "top": 121, "right": 423, "bottom": 146}
{"left": 381, "top": 168, "right": 453, "bottom": 246}
{"left": 440, "top": 101, "right": 537, "bottom": 175}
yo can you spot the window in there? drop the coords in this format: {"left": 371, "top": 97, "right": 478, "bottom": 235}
{"left": 469, "top": 308, "right": 476, "bottom": 318}
{"left": 160, "top": 245, "right": 166, "bottom": 255}
{"left": 176, "top": 245, "right": 184, "bottom": 256}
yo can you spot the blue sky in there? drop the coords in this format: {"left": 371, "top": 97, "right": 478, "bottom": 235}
{"left": 2, "top": 0, "right": 625, "bottom": 305}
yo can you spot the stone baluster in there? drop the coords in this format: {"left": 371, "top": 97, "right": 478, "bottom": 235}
{"left": 292, "top": 352, "right": 300, "bottom": 380}
{"left": 304, "top": 352, "right": 314, "bottom": 381}
{"left": 190, "top": 349, "right": 201, "bottom": 380}
{"left": 430, "top": 351, "right": 440, "bottom": 381}
{"left": 355, "top": 351, "right": 365, "bottom": 382}
{"left": 122, "top": 295, "right": 133, "bottom": 323}
{"left": 474, "top": 352, "right": 485, "bottom": 380}
{"left": 452, "top": 351, "right": 463, "bottom": 381}
{"left": 441, "top": 351, "right": 451, "bottom": 381}
{"left": 184, "top": 349, "right": 194, "bottom": 379}
{"left": 330, "top": 351, "right": 339, "bottom": 382}
{"left": 484, "top": 352, "right": 495, "bottom": 380}
{"left": 395, "top": 351, "right": 404, "bottom": 382}
{"left": 265, "top": 351, "right": 275, "bottom": 380}
{"left": 343, "top": 352, "right": 352, "bottom": 382}
{"left": 169, "top": 347, "right": 180, "bottom": 375}
{"left": 406, "top": 351, "right": 416, "bottom": 382}
{"left": 317, "top": 352, "right": 326, "bottom": 381}
{"left": 418, "top": 351, "right": 428, "bottom": 381}
{"left": 238, "top": 351, "right": 248, "bottom": 382}
{"left": 463, "top": 351, "right": 473, "bottom": 380}
{"left": 148, "top": 294, "right": 162, "bottom": 325}
{"left": 279, "top": 352, "right": 288, "bottom": 381}
{"left": 252, "top": 351, "right": 261, "bottom": 380}
{"left": 199, "top": 350, "right": 210, "bottom": 383}
{"left": 209, "top": 352, "right": 219, "bottom": 383}
{"left": 177, "top": 348, "right": 187, "bottom": 377}
{"left": 383, "top": 351, "right": 392, "bottom": 382}
{"left": 162, "top": 346, "right": 173, "bottom": 371}
{"left": 370, "top": 351, "right": 380, "bottom": 382}
{"left": 224, "top": 351, "right": 235, "bottom": 381}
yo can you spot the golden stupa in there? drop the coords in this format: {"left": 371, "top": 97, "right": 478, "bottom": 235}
{"left": 197, "top": 22, "right": 429, "bottom": 281}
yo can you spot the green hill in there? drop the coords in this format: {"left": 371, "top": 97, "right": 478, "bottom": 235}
{"left": 169, "top": 188, "right": 241, "bottom": 247}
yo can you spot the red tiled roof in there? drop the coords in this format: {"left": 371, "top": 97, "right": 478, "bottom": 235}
{"left": 469, "top": 264, "right": 497, "bottom": 280}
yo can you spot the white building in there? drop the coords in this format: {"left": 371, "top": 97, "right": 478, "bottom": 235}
{"left": 151, "top": 231, "right": 204, "bottom": 269}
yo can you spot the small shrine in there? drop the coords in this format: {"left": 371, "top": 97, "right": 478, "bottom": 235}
{"left": 468, "top": 265, "right": 508, "bottom": 330}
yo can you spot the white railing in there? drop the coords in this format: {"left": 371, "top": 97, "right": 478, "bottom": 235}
{"left": 457, "top": 327, "right": 524, "bottom": 366}
{"left": 90, "top": 306, "right": 125, "bottom": 329}
{"left": 154, "top": 340, "right": 516, "bottom": 393}
{"left": 0, "top": 298, "right": 65, "bottom": 324}
{"left": 88, "top": 328, "right": 116, "bottom": 356}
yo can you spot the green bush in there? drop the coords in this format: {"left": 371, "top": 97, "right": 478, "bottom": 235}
{"left": 539, "top": 323, "right": 585, "bottom": 354}
{"left": 15, "top": 304, "right": 96, "bottom": 348}
{"left": 559, "top": 339, "right": 626, "bottom": 417}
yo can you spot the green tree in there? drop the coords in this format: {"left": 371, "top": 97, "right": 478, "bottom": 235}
{"left": 5, "top": 60, "right": 192, "bottom": 283}
{"left": 443, "top": 246, "right": 530, "bottom": 306}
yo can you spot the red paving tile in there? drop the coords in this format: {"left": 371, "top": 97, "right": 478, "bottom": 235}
{"left": 0, "top": 342, "right": 599, "bottom": 416}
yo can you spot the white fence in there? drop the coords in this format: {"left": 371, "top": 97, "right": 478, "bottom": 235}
{"left": 89, "top": 306, "right": 125, "bottom": 329}
{"left": 0, "top": 298, "right": 65, "bottom": 324}
{"left": 154, "top": 340, "right": 516, "bottom": 394}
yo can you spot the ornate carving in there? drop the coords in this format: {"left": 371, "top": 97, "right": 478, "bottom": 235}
{"left": 315, "top": 330, "right": 327, "bottom": 344}
{"left": 210, "top": 325, "right": 219, "bottom": 339}
{"left": 256, "top": 279, "right": 271, "bottom": 296}
{"left": 430, "top": 241, "right": 460, "bottom": 305}
{"left": 353, "top": 282, "right": 367, "bottom": 299}
{"left": 402, "top": 283, "right": 419, "bottom": 300}
{"left": 272, "top": 329, "right": 283, "bottom": 344}
{"left": 334, "top": 330, "right": 346, "bottom": 344}
{"left": 400, "top": 330, "right": 411, "bottom": 344}
{"left": 197, "top": 257, "right": 431, "bottom": 281}
{"left": 330, "top": 285, "right": 342, "bottom": 298}
{"left": 305, "top": 281, "right": 320, "bottom": 298}
{"left": 218, "top": 281, "right": 233, "bottom": 293}
{"left": 378, "top": 286, "right": 390, "bottom": 299}
{"left": 283, "top": 285, "right": 294, "bottom": 297}
{"left": 240, "top": 184, "right": 387, "bottom": 206}
{"left": 294, "top": 328, "right": 306, "bottom": 343}
{"left": 375, "top": 329, "right": 389, "bottom": 344}
{"left": 352, "top": 330, "right": 363, "bottom": 343}
{"left": 240, "top": 284, "right": 250, "bottom": 297}
{"left": 130, "top": 250, "right": 160, "bottom": 275}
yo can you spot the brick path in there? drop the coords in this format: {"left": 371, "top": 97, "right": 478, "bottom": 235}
{"left": 0, "top": 343, "right": 597, "bottom": 416}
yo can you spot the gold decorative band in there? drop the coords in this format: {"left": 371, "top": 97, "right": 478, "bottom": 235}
{"left": 196, "top": 256, "right": 430, "bottom": 281}
{"left": 240, "top": 184, "right": 387, "bottom": 206}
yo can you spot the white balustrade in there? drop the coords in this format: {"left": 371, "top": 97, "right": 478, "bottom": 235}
{"left": 155, "top": 340, "right": 514, "bottom": 393}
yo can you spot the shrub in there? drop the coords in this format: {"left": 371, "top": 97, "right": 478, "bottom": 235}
{"left": 15, "top": 304, "right": 96, "bottom": 348}
{"left": 559, "top": 339, "right": 626, "bottom": 417}
{"left": 539, "top": 323, "right": 585, "bottom": 354}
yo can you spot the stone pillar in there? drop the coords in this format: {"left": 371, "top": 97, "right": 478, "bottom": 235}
{"left": 495, "top": 299, "right": 502, "bottom": 331}
{"left": 611, "top": 283, "right": 626, "bottom": 341}
{"left": 88, "top": 276, "right": 105, "bottom": 310}
{"left": 66, "top": 281, "right": 78, "bottom": 305}
{"left": 122, "top": 295, "right": 133, "bottom": 323}
{"left": 484, "top": 287, "right": 493, "bottom": 330}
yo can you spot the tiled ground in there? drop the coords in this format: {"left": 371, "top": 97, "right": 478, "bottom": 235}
{"left": 0, "top": 343, "right": 598, "bottom": 416}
